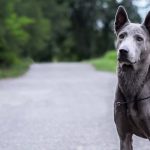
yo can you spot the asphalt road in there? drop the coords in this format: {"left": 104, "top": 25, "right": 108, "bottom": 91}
{"left": 0, "top": 63, "right": 149, "bottom": 150}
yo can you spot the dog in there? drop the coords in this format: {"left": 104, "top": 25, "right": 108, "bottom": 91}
{"left": 114, "top": 6, "right": 150, "bottom": 150}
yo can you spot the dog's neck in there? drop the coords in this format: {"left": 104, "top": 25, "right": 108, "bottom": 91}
{"left": 117, "top": 57, "right": 150, "bottom": 100}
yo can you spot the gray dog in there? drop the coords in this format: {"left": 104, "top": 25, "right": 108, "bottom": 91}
{"left": 114, "top": 6, "right": 150, "bottom": 150}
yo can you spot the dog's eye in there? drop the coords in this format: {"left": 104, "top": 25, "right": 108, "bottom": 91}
{"left": 136, "top": 36, "right": 143, "bottom": 41}
{"left": 119, "top": 34, "right": 125, "bottom": 39}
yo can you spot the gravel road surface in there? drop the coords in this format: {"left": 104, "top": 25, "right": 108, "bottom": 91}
{"left": 0, "top": 63, "right": 149, "bottom": 150}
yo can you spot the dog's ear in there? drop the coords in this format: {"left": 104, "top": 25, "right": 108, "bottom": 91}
{"left": 143, "top": 11, "right": 150, "bottom": 33}
{"left": 114, "top": 6, "right": 130, "bottom": 33}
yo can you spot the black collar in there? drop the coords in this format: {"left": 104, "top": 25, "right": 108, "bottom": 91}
{"left": 116, "top": 95, "right": 150, "bottom": 107}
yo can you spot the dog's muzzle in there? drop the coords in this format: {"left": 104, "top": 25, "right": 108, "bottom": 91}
{"left": 118, "top": 48, "right": 130, "bottom": 63}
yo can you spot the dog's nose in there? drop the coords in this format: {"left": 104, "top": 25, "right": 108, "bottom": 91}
{"left": 119, "top": 48, "right": 128, "bottom": 54}
{"left": 118, "top": 47, "right": 129, "bottom": 62}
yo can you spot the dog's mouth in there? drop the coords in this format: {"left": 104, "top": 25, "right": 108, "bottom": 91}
{"left": 118, "top": 58, "right": 130, "bottom": 63}
{"left": 118, "top": 58, "right": 136, "bottom": 66}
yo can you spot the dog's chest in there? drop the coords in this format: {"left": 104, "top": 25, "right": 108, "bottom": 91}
{"left": 118, "top": 66, "right": 149, "bottom": 98}
{"left": 118, "top": 73, "right": 142, "bottom": 98}
{"left": 118, "top": 68, "right": 150, "bottom": 138}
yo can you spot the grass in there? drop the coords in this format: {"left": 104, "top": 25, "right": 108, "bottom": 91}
{"left": 0, "top": 58, "right": 32, "bottom": 78}
{"left": 88, "top": 50, "right": 117, "bottom": 72}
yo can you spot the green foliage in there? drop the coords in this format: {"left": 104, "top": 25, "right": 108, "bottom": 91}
{"left": 88, "top": 50, "right": 117, "bottom": 72}
{"left": 0, "top": 51, "right": 19, "bottom": 67}
{"left": 0, "top": 0, "right": 34, "bottom": 67}
{"left": 5, "top": 14, "right": 34, "bottom": 44}
{"left": 26, "top": 18, "right": 51, "bottom": 61}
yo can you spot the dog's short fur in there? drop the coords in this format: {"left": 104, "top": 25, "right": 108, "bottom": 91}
{"left": 114, "top": 6, "right": 150, "bottom": 150}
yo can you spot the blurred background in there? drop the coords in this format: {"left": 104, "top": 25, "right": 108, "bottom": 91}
{"left": 0, "top": 0, "right": 149, "bottom": 77}
{"left": 1, "top": 1, "right": 150, "bottom": 149}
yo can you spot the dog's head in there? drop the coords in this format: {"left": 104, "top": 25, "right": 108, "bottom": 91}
{"left": 114, "top": 6, "right": 150, "bottom": 66}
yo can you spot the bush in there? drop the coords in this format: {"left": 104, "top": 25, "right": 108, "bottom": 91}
{"left": 88, "top": 50, "right": 117, "bottom": 72}
{"left": 0, "top": 52, "right": 20, "bottom": 68}
{"left": 0, "top": 57, "right": 32, "bottom": 78}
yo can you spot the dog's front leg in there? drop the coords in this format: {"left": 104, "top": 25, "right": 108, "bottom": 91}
{"left": 114, "top": 87, "right": 133, "bottom": 150}
{"left": 115, "top": 106, "right": 133, "bottom": 150}
{"left": 115, "top": 110, "right": 133, "bottom": 150}
{"left": 120, "top": 133, "right": 133, "bottom": 150}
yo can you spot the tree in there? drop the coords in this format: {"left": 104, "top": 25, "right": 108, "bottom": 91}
{"left": 0, "top": 0, "right": 33, "bottom": 67}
